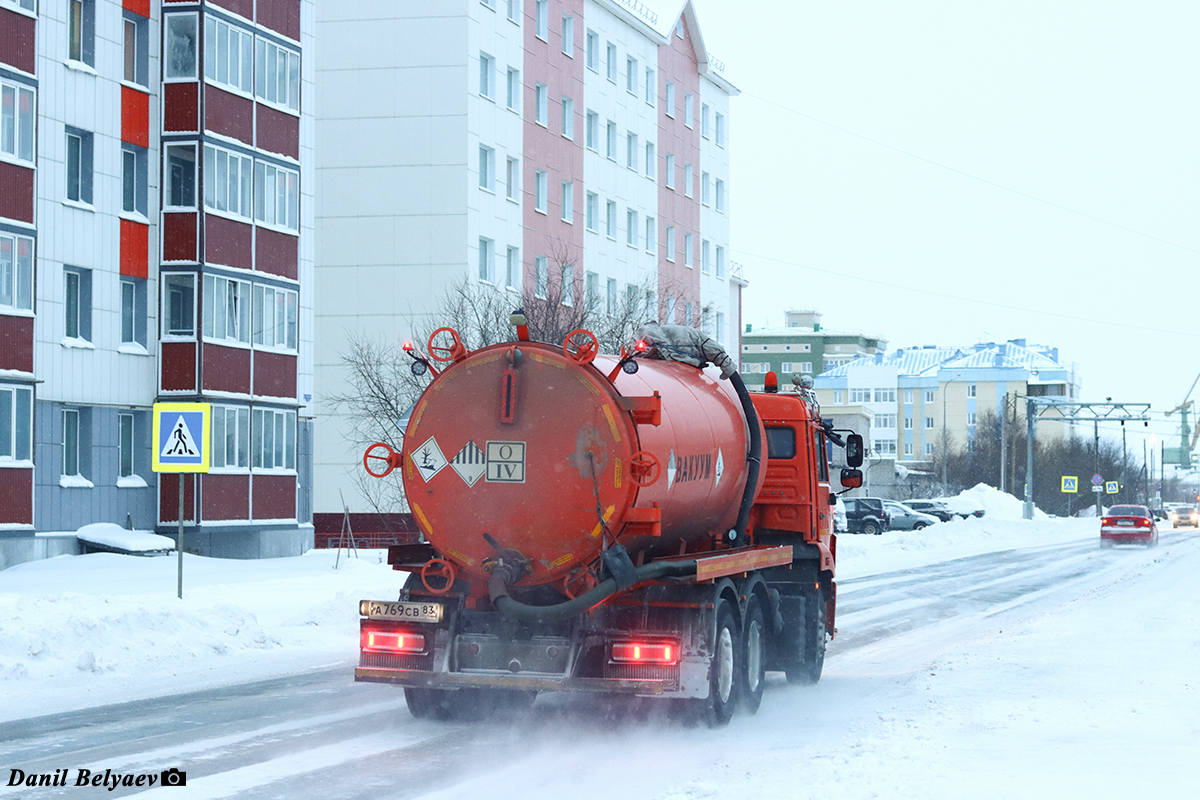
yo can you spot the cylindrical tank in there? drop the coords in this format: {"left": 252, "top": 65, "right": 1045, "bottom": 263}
{"left": 401, "top": 340, "right": 763, "bottom": 587}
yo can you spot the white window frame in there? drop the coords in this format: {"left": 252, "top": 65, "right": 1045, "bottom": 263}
{"left": 506, "top": 67, "right": 520, "bottom": 110}
{"left": 251, "top": 282, "right": 298, "bottom": 352}
{"left": 644, "top": 216, "right": 655, "bottom": 253}
{"left": 585, "top": 191, "right": 598, "bottom": 231}
{"left": 62, "top": 408, "right": 82, "bottom": 478}
{"left": 645, "top": 142, "right": 655, "bottom": 179}
{"left": 626, "top": 208, "right": 637, "bottom": 247}
{"left": 202, "top": 273, "right": 251, "bottom": 346}
{"left": 254, "top": 35, "right": 300, "bottom": 114}
{"left": 478, "top": 236, "right": 495, "bottom": 283}
{"left": 478, "top": 144, "right": 494, "bottom": 191}
{"left": 585, "top": 30, "right": 598, "bottom": 71}
{"left": 561, "top": 97, "right": 574, "bottom": 139}
{"left": 535, "top": 0, "right": 547, "bottom": 39}
{"left": 253, "top": 160, "right": 300, "bottom": 233}
{"left": 534, "top": 83, "right": 548, "bottom": 125}
{"left": 605, "top": 200, "right": 616, "bottom": 239}
{"left": 210, "top": 404, "right": 250, "bottom": 471}
{"left": 252, "top": 407, "right": 296, "bottom": 472}
{"left": 162, "top": 273, "right": 196, "bottom": 339}
{"left": 203, "top": 144, "right": 253, "bottom": 220}
{"left": 534, "top": 170, "right": 547, "bottom": 213}
{"left": 626, "top": 56, "right": 637, "bottom": 94}
{"left": 164, "top": 13, "right": 198, "bottom": 81}
{"left": 561, "top": 181, "right": 573, "bottom": 222}
{"left": 683, "top": 163, "right": 693, "bottom": 197}
{"left": 665, "top": 226, "right": 675, "bottom": 262}
{"left": 665, "top": 81, "right": 675, "bottom": 117}
{"left": 606, "top": 42, "right": 617, "bottom": 82}
{"left": 684, "top": 233, "right": 693, "bottom": 267}
{"left": 0, "top": 80, "right": 36, "bottom": 165}
{"left": 644, "top": 66, "right": 655, "bottom": 106}
{"left": 534, "top": 255, "right": 548, "bottom": 299}
{"left": 478, "top": 52, "right": 494, "bottom": 99}
{"left": 204, "top": 15, "right": 254, "bottom": 97}
{"left": 561, "top": 14, "right": 573, "bottom": 56}
{"left": 585, "top": 110, "right": 598, "bottom": 150}
{"left": 0, "top": 232, "right": 34, "bottom": 312}
{"left": 505, "top": 156, "right": 518, "bottom": 200}
{"left": 0, "top": 383, "right": 33, "bottom": 463}
{"left": 505, "top": 246, "right": 520, "bottom": 290}
{"left": 665, "top": 153, "right": 675, "bottom": 189}
{"left": 163, "top": 144, "right": 197, "bottom": 210}
{"left": 684, "top": 93, "right": 693, "bottom": 127}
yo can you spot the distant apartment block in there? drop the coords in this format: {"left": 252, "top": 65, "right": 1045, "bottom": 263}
{"left": 739, "top": 310, "right": 886, "bottom": 388}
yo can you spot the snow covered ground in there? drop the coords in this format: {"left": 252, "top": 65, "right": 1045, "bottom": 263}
{"left": 2, "top": 487, "right": 1199, "bottom": 798}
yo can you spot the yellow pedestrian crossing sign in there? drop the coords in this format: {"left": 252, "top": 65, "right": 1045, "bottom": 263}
{"left": 1061, "top": 476, "right": 1078, "bottom": 493}
{"left": 152, "top": 403, "right": 211, "bottom": 472}
{"left": 1105, "top": 481, "right": 1119, "bottom": 494}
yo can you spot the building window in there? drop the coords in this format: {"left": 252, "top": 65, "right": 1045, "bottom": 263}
{"left": 715, "top": 112, "right": 725, "bottom": 146}
{"left": 561, "top": 15, "right": 573, "bottom": 56}
{"left": 118, "top": 413, "right": 136, "bottom": 478}
{"left": 684, "top": 302, "right": 693, "bottom": 327}
{"left": 740, "top": 362, "right": 751, "bottom": 375}
{"left": 876, "top": 439, "right": 896, "bottom": 457}
{"left": 701, "top": 239, "right": 710, "bottom": 274}
{"left": 0, "top": 233, "right": 34, "bottom": 312}
{"left": 507, "top": 0, "right": 519, "bottom": 22}
{"left": 833, "top": 390, "right": 843, "bottom": 405}
{"left": 904, "top": 416, "right": 913, "bottom": 430}
{"left": 665, "top": 226, "right": 675, "bottom": 262}
{"left": 715, "top": 312, "right": 725, "bottom": 345}
{"left": 478, "top": 237, "right": 494, "bottom": 283}
{"left": 626, "top": 208, "right": 637, "bottom": 247}
{"left": 626, "top": 56, "right": 637, "bottom": 94}
{"left": 800, "top": 362, "right": 813, "bottom": 373}
{"left": 684, "top": 233, "right": 693, "bottom": 267}
{"left": 561, "top": 97, "right": 574, "bottom": 138}
{"left": 924, "top": 389, "right": 935, "bottom": 403}
{"left": 252, "top": 408, "right": 296, "bottom": 471}
{"left": 534, "top": 83, "right": 547, "bottom": 125}
{"left": 606, "top": 42, "right": 617, "bottom": 82}
{"left": 506, "top": 246, "right": 520, "bottom": 290}
{"left": 204, "top": 16, "right": 253, "bottom": 95}
{"left": 781, "top": 362, "right": 793, "bottom": 374}
{"left": 202, "top": 274, "right": 250, "bottom": 344}
{"left": 164, "top": 13, "right": 197, "bottom": 79}
{"left": 967, "top": 383, "right": 977, "bottom": 397}
{"left": 560, "top": 263, "right": 573, "bottom": 306}
{"left": 211, "top": 405, "right": 249, "bottom": 469}
{"left": 478, "top": 145, "right": 494, "bottom": 191}
{"left": 701, "top": 103, "right": 710, "bottom": 138}
{"left": 605, "top": 200, "right": 616, "bottom": 238}
{"left": 585, "top": 110, "right": 598, "bottom": 150}
{"left": 585, "top": 191, "right": 598, "bottom": 231}
{"left": 626, "top": 132, "right": 637, "bottom": 169}
{"left": 162, "top": 273, "right": 196, "bottom": 337}
{"left": 874, "top": 414, "right": 897, "bottom": 428}
{"left": 904, "top": 442, "right": 913, "bottom": 457}
{"left": 65, "top": 127, "right": 93, "bottom": 204}
{"left": 715, "top": 178, "right": 725, "bottom": 212}
{"left": 904, "top": 389, "right": 913, "bottom": 403}
{"left": 850, "top": 388, "right": 870, "bottom": 403}
{"left": 644, "top": 67, "right": 655, "bottom": 106}
{"left": 164, "top": 144, "right": 196, "bottom": 209}
{"left": 253, "top": 36, "right": 301, "bottom": 111}
{"left": 0, "top": 384, "right": 33, "bottom": 462}
{"left": 684, "top": 93, "right": 693, "bottom": 127}
{"left": 62, "top": 408, "right": 85, "bottom": 477}
{"left": 967, "top": 412, "right": 978, "bottom": 426}
{"left": 203, "top": 144, "right": 252, "bottom": 219}
{"left": 665, "top": 153, "right": 675, "bottom": 189}
{"left": 664, "top": 297, "right": 675, "bottom": 324}
{"left": 924, "top": 442, "right": 934, "bottom": 457}
{"left": 645, "top": 142, "right": 655, "bottom": 179}
{"left": 0, "top": 80, "right": 35, "bottom": 164}
{"left": 585, "top": 271, "right": 599, "bottom": 308}
{"left": 121, "top": 144, "right": 148, "bottom": 216}
{"left": 534, "top": 170, "right": 547, "bottom": 212}
{"left": 605, "top": 121, "right": 617, "bottom": 159}
{"left": 716, "top": 245, "right": 725, "bottom": 277}
{"left": 701, "top": 171, "right": 710, "bottom": 205}
{"left": 535, "top": 0, "right": 547, "bottom": 39}
{"left": 586, "top": 29, "right": 598, "bottom": 70}
{"left": 68, "top": 0, "right": 95, "bottom": 65}
{"left": 683, "top": 163, "right": 693, "bottom": 197}
{"left": 478, "top": 52, "right": 494, "bottom": 98}
{"left": 644, "top": 216, "right": 655, "bottom": 253}
{"left": 925, "top": 417, "right": 935, "bottom": 429}
{"left": 665, "top": 81, "right": 675, "bottom": 116}
{"left": 506, "top": 67, "right": 519, "bottom": 110}
{"left": 606, "top": 278, "right": 617, "bottom": 315}
{"left": 63, "top": 267, "right": 91, "bottom": 342}
{"left": 253, "top": 161, "right": 300, "bottom": 232}
{"left": 534, "top": 255, "right": 548, "bottom": 299}
{"left": 120, "top": 276, "right": 147, "bottom": 347}
{"left": 505, "top": 156, "right": 518, "bottom": 199}
{"left": 874, "top": 388, "right": 896, "bottom": 402}
{"left": 561, "top": 181, "right": 573, "bottom": 222}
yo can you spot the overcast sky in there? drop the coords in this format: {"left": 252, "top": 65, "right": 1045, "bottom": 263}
{"left": 688, "top": 0, "right": 1200, "bottom": 465}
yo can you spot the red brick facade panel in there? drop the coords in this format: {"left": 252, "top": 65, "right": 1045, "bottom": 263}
{"left": 159, "top": 473, "right": 197, "bottom": 523}
{"left": 120, "top": 218, "right": 149, "bottom": 278}
{"left": 252, "top": 473, "right": 295, "bottom": 520}
{"left": 0, "top": 314, "right": 33, "bottom": 373}
{"left": 121, "top": 85, "right": 150, "bottom": 148}
{"left": 0, "top": 468, "right": 33, "bottom": 525}
{"left": 201, "top": 473, "right": 250, "bottom": 521}
{"left": 256, "top": 104, "right": 299, "bottom": 159}
{"left": 205, "top": 213, "right": 252, "bottom": 270}
{"left": 255, "top": 226, "right": 297, "bottom": 279}
{"left": 211, "top": 0, "right": 253, "bottom": 21}
{"left": 252, "top": 349, "right": 296, "bottom": 399}
{"left": 160, "top": 341, "right": 197, "bottom": 391}
{"left": 257, "top": 0, "right": 301, "bottom": 41}
{"left": 205, "top": 86, "right": 253, "bottom": 147}
{"left": 201, "top": 341, "right": 252, "bottom": 395}
{"left": 0, "top": 9, "right": 35, "bottom": 75}
{"left": 123, "top": 0, "right": 151, "bottom": 17}
{"left": 0, "top": 161, "right": 34, "bottom": 224}
{"left": 163, "top": 82, "right": 198, "bottom": 132}
{"left": 162, "top": 212, "right": 197, "bottom": 261}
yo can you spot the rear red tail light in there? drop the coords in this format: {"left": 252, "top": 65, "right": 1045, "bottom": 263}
{"left": 362, "top": 629, "right": 426, "bottom": 654}
{"left": 1136, "top": 518, "right": 1150, "bottom": 528}
{"left": 1100, "top": 517, "right": 1112, "bottom": 526}
{"left": 611, "top": 641, "right": 679, "bottom": 665}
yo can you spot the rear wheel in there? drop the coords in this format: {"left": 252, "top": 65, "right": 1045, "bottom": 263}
{"left": 785, "top": 591, "right": 827, "bottom": 686}
{"left": 738, "top": 596, "right": 766, "bottom": 715}
{"left": 862, "top": 521, "right": 880, "bottom": 536}
{"left": 404, "top": 688, "right": 536, "bottom": 720}
{"left": 695, "top": 600, "right": 739, "bottom": 727}
{"left": 913, "top": 522, "right": 928, "bottom": 531}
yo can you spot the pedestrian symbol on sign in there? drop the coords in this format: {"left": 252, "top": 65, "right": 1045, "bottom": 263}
{"left": 161, "top": 416, "right": 199, "bottom": 457}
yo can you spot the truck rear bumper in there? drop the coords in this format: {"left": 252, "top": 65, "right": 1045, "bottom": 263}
{"left": 355, "top": 666, "right": 665, "bottom": 694}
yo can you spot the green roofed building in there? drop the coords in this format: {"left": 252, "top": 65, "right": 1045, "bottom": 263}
{"left": 739, "top": 310, "right": 887, "bottom": 389}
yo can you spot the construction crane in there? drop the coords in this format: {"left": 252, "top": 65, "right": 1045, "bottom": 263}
{"left": 1164, "top": 372, "right": 1200, "bottom": 467}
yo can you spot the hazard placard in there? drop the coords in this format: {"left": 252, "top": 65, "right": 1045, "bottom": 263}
{"left": 152, "top": 403, "right": 211, "bottom": 473}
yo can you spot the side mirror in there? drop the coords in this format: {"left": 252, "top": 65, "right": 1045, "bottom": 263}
{"left": 840, "top": 468, "right": 863, "bottom": 489}
{"left": 845, "top": 433, "right": 864, "bottom": 468}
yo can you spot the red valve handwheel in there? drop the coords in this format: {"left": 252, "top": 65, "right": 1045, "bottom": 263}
{"left": 363, "top": 442, "right": 402, "bottom": 478}
{"left": 563, "top": 328, "right": 599, "bottom": 365}
{"left": 420, "top": 558, "right": 457, "bottom": 595}
{"left": 427, "top": 327, "right": 465, "bottom": 362}
{"left": 628, "top": 451, "right": 661, "bottom": 486}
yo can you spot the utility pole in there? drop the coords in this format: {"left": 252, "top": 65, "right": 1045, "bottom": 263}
{"left": 999, "top": 392, "right": 1007, "bottom": 494}
{"left": 1094, "top": 419, "right": 1102, "bottom": 517}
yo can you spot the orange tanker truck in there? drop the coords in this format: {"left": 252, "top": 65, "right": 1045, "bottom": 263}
{"left": 354, "top": 317, "right": 864, "bottom": 725}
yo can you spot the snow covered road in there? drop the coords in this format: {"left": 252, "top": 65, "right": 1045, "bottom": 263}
{"left": 3, "top": 516, "right": 1198, "bottom": 799}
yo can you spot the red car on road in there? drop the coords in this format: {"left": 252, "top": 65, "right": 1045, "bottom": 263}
{"left": 1100, "top": 505, "right": 1159, "bottom": 548}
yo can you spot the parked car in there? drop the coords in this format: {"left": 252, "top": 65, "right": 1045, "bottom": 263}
{"left": 1168, "top": 504, "right": 1199, "bottom": 528}
{"left": 884, "top": 501, "right": 939, "bottom": 531}
{"left": 843, "top": 497, "right": 891, "bottom": 535}
{"left": 901, "top": 499, "right": 956, "bottom": 523}
{"left": 1100, "top": 504, "right": 1159, "bottom": 548}
{"left": 833, "top": 496, "right": 848, "bottom": 532}
{"left": 938, "top": 496, "right": 986, "bottom": 519}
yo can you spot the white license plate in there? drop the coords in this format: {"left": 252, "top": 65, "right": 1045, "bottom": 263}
{"left": 1116, "top": 520, "right": 1134, "bottom": 527}
{"left": 361, "top": 600, "right": 443, "bottom": 623}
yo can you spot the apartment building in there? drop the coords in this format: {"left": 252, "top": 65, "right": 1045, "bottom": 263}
{"left": 739, "top": 309, "right": 886, "bottom": 388}
{"left": 0, "top": 0, "right": 315, "bottom": 568}
{"left": 313, "top": 0, "right": 740, "bottom": 520}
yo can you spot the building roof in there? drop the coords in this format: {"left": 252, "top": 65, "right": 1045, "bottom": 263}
{"left": 601, "top": 0, "right": 739, "bottom": 94}
{"left": 818, "top": 340, "right": 1064, "bottom": 380}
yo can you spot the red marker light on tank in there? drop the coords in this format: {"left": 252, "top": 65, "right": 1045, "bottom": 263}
{"left": 402, "top": 342, "right": 414, "bottom": 352}
{"left": 635, "top": 340, "right": 647, "bottom": 351}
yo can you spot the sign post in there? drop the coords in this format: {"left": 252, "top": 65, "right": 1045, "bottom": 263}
{"left": 1061, "top": 476, "right": 1077, "bottom": 516}
{"left": 152, "top": 403, "right": 211, "bottom": 599}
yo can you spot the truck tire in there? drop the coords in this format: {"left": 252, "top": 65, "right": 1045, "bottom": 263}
{"left": 404, "top": 687, "right": 455, "bottom": 720}
{"left": 862, "top": 520, "right": 880, "bottom": 536}
{"left": 785, "top": 591, "right": 826, "bottom": 686}
{"left": 695, "top": 600, "right": 739, "bottom": 727}
{"left": 738, "top": 596, "right": 766, "bottom": 715}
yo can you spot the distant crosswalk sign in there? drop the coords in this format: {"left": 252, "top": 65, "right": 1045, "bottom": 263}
{"left": 1105, "top": 481, "right": 1119, "bottom": 494}
{"left": 152, "top": 403, "right": 211, "bottom": 472}
{"left": 1061, "top": 476, "right": 1078, "bottom": 493}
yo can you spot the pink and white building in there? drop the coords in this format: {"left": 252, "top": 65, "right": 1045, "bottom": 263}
{"left": 314, "top": 0, "right": 741, "bottom": 519}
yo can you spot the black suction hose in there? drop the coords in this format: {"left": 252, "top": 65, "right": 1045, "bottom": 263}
{"left": 489, "top": 559, "right": 697, "bottom": 624}
{"left": 729, "top": 372, "right": 762, "bottom": 540}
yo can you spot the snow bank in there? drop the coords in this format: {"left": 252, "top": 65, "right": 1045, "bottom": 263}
{"left": 75, "top": 522, "right": 175, "bottom": 553}
{"left": 939, "top": 483, "right": 1050, "bottom": 520}
{"left": 0, "top": 549, "right": 405, "bottom": 722}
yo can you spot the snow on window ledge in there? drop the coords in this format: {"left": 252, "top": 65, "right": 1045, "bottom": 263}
{"left": 117, "top": 343, "right": 150, "bottom": 356}
{"left": 61, "top": 337, "right": 95, "bottom": 350}
{"left": 116, "top": 475, "right": 149, "bottom": 489}
{"left": 59, "top": 474, "right": 95, "bottom": 489}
